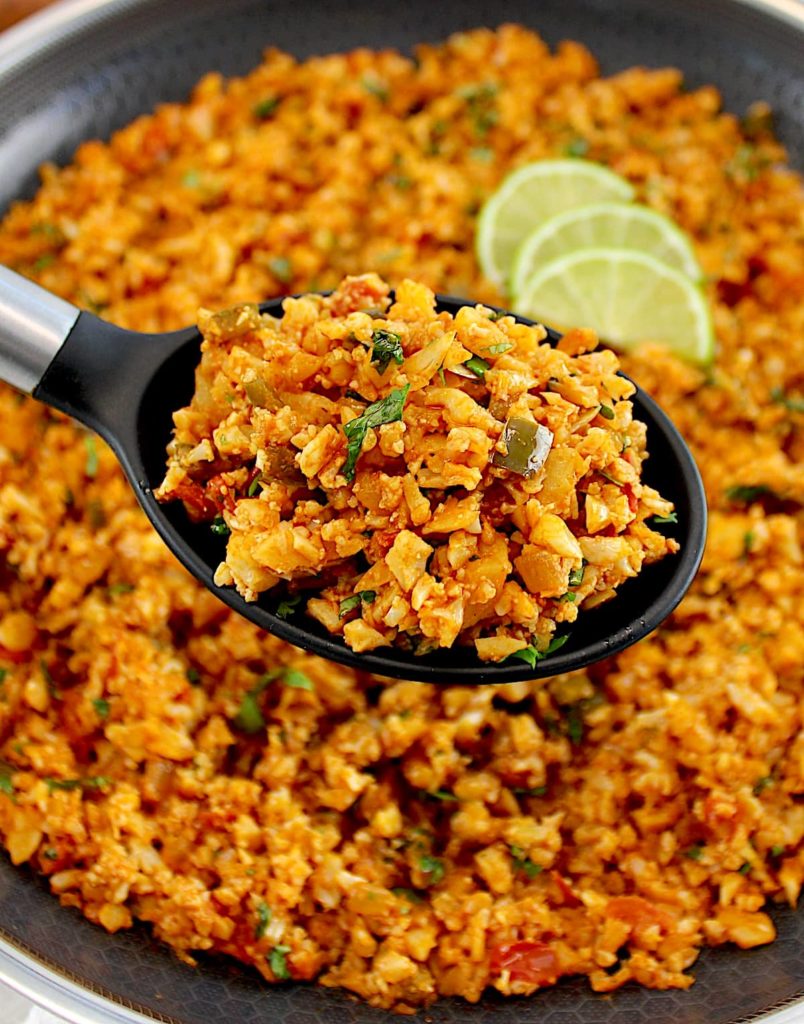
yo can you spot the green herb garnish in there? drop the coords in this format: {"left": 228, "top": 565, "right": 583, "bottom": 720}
{"left": 568, "top": 565, "right": 585, "bottom": 587}
{"left": 512, "top": 785, "right": 547, "bottom": 797}
{"left": 276, "top": 595, "right": 303, "bottom": 619}
{"left": 509, "top": 845, "right": 543, "bottom": 879}
{"left": 253, "top": 96, "right": 280, "bottom": 119}
{"left": 182, "top": 169, "right": 200, "bottom": 188}
{"left": 423, "top": 788, "right": 459, "bottom": 802}
{"left": 92, "top": 698, "right": 110, "bottom": 719}
{"left": 342, "top": 384, "right": 410, "bottom": 481}
{"left": 753, "top": 775, "right": 774, "bottom": 796}
{"left": 255, "top": 901, "right": 272, "bottom": 940}
{"left": 419, "top": 854, "right": 445, "bottom": 885}
{"left": 652, "top": 512, "right": 678, "bottom": 525}
{"left": 108, "top": 582, "right": 135, "bottom": 596}
{"left": 268, "top": 945, "right": 292, "bottom": 980}
{"left": 598, "top": 404, "right": 615, "bottom": 420}
{"left": 738, "top": 861, "right": 752, "bottom": 875}
{"left": 507, "top": 633, "right": 569, "bottom": 668}
{"left": 210, "top": 516, "right": 230, "bottom": 536}
{"left": 564, "top": 137, "right": 589, "bottom": 157}
{"left": 725, "top": 484, "right": 776, "bottom": 504}
{"left": 268, "top": 256, "right": 293, "bottom": 283}
{"left": 457, "top": 82, "right": 499, "bottom": 137}
{"left": 684, "top": 843, "right": 705, "bottom": 861}
{"left": 0, "top": 761, "right": 14, "bottom": 797}
{"left": 362, "top": 77, "right": 389, "bottom": 102}
{"left": 558, "top": 592, "right": 576, "bottom": 603}
{"left": 43, "top": 848, "right": 58, "bottom": 861}
{"left": 338, "top": 590, "right": 377, "bottom": 618}
{"left": 186, "top": 667, "right": 201, "bottom": 685}
{"left": 370, "top": 329, "right": 404, "bottom": 374}
{"left": 46, "top": 776, "right": 109, "bottom": 793}
{"left": 391, "top": 887, "right": 424, "bottom": 904}
{"left": 40, "top": 659, "right": 60, "bottom": 701}
{"left": 770, "top": 386, "right": 804, "bottom": 413}
{"left": 464, "top": 355, "right": 490, "bottom": 379}
{"left": 247, "top": 475, "right": 262, "bottom": 497}
{"left": 770, "top": 844, "right": 785, "bottom": 858}
{"left": 84, "top": 435, "right": 99, "bottom": 478}
{"left": 234, "top": 692, "right": 265, "bottom": 734}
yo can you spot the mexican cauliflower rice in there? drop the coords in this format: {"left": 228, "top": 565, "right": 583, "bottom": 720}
{"left": 156, "top": 273, "right": 676, "bottom": 659}
{"left": 0, "top": 23, "right": 801, "bottom": 1017}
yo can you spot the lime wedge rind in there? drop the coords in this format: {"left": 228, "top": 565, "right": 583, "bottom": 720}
{"left": 476, "top": 160, "right": 635, "bottom": 289}
{"left": 510, "top": 201, "right": 703, "bottom": 296}
{"left": 513, "top": 247, "right": 715, "bottom": 366}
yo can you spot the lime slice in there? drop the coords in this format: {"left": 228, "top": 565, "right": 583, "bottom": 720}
{"left": 514, "top": 247, "right": 714, "bottom": 365}
{"left": 511, "top": 202, "right": 702, "bottom": 296}
{"left": 476, "top": 160, "right": 635, "bottom": 291}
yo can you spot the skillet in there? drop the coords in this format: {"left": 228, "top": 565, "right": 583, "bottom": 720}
{"left": 0, "top": 1, "right": 802, "bottom": 1022}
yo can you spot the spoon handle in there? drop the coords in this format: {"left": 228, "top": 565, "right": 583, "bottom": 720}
{"left": 0, "top": 264, "right": 80, "bottom": 394}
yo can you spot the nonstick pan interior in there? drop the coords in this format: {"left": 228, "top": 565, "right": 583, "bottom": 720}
{"left": 0, "top": 1, "right": 802, "bottom": 1022}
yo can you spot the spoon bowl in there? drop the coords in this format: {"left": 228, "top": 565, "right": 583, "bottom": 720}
{"left": 0, "top": 265, "right": 706, "bottom": 682}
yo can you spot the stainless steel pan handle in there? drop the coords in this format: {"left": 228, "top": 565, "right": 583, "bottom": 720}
{"left": 0, "top": 264, "right": 80, "bottom": 394}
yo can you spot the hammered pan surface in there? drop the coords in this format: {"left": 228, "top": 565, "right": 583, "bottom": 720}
{"left": 0, "top": 1, "right": 802, "bottom": 1021}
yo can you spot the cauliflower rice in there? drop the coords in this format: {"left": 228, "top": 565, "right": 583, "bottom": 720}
{"left": 0, "top": 24, "right": 802, "bottom": 1015}
{"left": 156, "top": 273, "right": 676, "bottom": 658}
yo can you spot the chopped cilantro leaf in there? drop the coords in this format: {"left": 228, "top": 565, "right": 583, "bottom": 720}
{"left": 370, "top": 329, "right": 404, "bottom": 374}
{"left": 423, "top": 788, "right": 459, "bottom": 802}
{"left": 770, "top": 386, "right": 804, "bottom": 413}
{"left": 512, "top": 785, "right": 547, "bottom": 797}
{"left": 507, "top": 633, "right": 570, "bottom": 668}
{"left": 738, "top": 861, "right": 752, "bottom": 875}
{"left": 558, "top": 592, "right": 576, "bottom": 603}
{"left": 652, "top": 512, "right": 678, "bottom": 525}
{"left": 419, "top": 854, "right": 445, "bottom": 885}
{"left": 210, "top": 516, "right": 230, "bottom": 536}
{"left": 509, "top": 845, "right": 543, "bottom": 878}
{"left": 108, "top": 582, "right": 135, "bottom": 596}
{"left": 770, "top": 844, "right": 785, "bottom": 858}
{"left": 684, "top": 843, "right": 705, "bottom": 860}
{"left": 725, "top": 484, "right": 776, "bottom": 504}
{"left": 268, "top": 945, "right": 291, "bottom": 980}
{"left": 342, "top": 384, "right": 410, "bottom": 481}
{"left": 233, "top": 693, "right": 264, "bottom": 734}
{"left": 186, "top": 667, "right": 201, "bottom": 685}
{"left": 276, "top": 594, "right": 303, "bottom": 619}
{"left": 268, "top": 256, "right": 292, "bottom": 283}
{"left": 338, "top": 590, "right": 377, "bottom": 618}
{"left": 92, "top": 698, "right": 110, "bottom": 719}
{"left": 362, "top": 76, "right": 389, "bottom": 102}
{"left": 568, "top": 565, "right": 585, "bottom": 587}
{"left": 254, "top": 901, "right": 272, "bottom": 940}
{"left": 0, "top": 761, "right": 14, "bottom": 797}
{"left": 753, "top": 775, "right": 774, "bottom": 796}
{"left": 253, "top": 96, "right": 280, "bottom": 119}
{"left": 564, "top": 137, "right": 589, "bottom": 157}
{"left": 46, "top": 776, "right": 109, "bottom": 793}
{"left": 391, "top": 887, "right": 424, "bottom": 904}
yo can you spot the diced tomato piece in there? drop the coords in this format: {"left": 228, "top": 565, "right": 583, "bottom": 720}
{"left": 606, "top": 895, "right": 673, "bottom": 931}
{"left": 489, "top": 940, "right": 559, "bottom": 985}
{"left": 0, "top": 645, "right": 30, "bottom": 664}
{"left": 172, "top": 482, "right": 220, "bottom": 522}
{"left": 551, "top": 870, "right": 581, "bottom": 906}
{"left": 622, "top": 483, "right": 639, "bottom": 514}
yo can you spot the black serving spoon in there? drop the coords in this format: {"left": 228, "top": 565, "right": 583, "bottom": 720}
{"left": 0, "top": 264, "right": 706, "bottom": 683}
